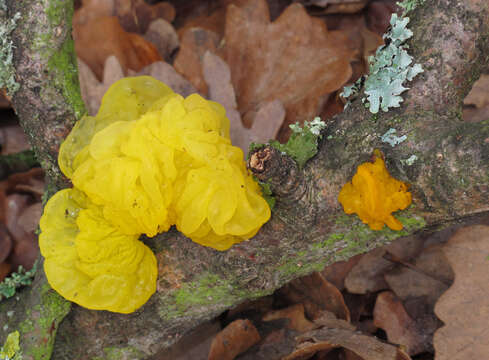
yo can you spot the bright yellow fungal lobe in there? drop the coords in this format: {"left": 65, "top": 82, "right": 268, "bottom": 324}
{"left": 338, "top": 156, "right": 412, "bottom": 231}
{"left": 40, "top": 77, "right": 270, "bottom": 312}
{"left": 39, "top": 188, "right": 157, "bottom": 314}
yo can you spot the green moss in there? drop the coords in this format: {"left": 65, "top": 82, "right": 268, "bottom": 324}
{"left": 277, "top": 254, "right": 329, "bottom": 279}
{"left": 333, "top": 211, "right": 426, "bottom": 261}
{"left": 45, "top": 0, "right": 65, "bottom": 26}
{"left": 19, "top": 284, "right": 71, "bottom": 360}
{"left": 269, "top": 117, "right": 326, "bottom": 169}
{"left": 258, "top": 181, "right": 276, "bottom": 209}
{"left": 159, "top": 273, "right": 270, "bottom": 320}
{"left": 309, "top": 210, "right": 426, "bottom": 263}
{"left": 90, "top": 346, "right": 145, "bottom": 360}
{"left": 30, "top": 0, "right": 86, "bottom": 121}
{"left": 47, "top": 38, "right": 86, "bottom": 120}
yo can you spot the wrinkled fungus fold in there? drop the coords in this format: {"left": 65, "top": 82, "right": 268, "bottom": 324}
{"left": 338, "top": 152, "right": 412, "bottom": 231}
{"left": 40, "top": 76, "right": 271, "bottom": 313}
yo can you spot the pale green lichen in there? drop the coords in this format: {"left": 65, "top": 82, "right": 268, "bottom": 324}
{"left": 341, "top": 10, "right": 424, "bottom": 113}
{"left": 398, "top": 0, "right": 425, "bottom": 13}
{"left": 0, "top": 262, "right": 37, "bottom": 302}
{"left": 0, "top": 3, "right": 21, "bottom": 95}
{"left": 381, "top": 128, "right": 407, "bottom": 147}
{"left": 400, "top": 154, "right": 418, "bottom": 165}
{"left": 0, "top": 331, "right": 21, "bottom": 360}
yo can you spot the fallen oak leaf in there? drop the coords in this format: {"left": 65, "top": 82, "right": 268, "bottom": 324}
{"left": 175, "top": 0, "right": 353, "bottom": 141}
{"left": 262, "top": 303, "right": 317, "bottom": 332}
{"left": 132, "top": 61, "right": 197, "bottom": 98}
{"left": 384, "top": 244, "right": 454, "bottom": 308}
{"left": 74, "top": 0, "right": 175, "bottom": 34}
{"left": 208, "top": 319, "right": 260, "bottom": 360}
{"left": 114, "top": 0, "right": 175, "bottom": 33}
{"left": 373, "top": 291, "right": 429, "bottom": 355}
{"left": 433, "top": 225, "right": 489, "bottom": 360}
{"left": 74, "top": 16, "right": 162, "bottom": 80}
{"left": 78, "top": 56, "right": 124, "bottom": 115}
{"left": 277, "top": 272, "right": 350, "bottom": 322}
{"left": 0, "top": 261, "right": 11, "bottom": 282}
{"left": 0, "top": 223, "right": 12, "bottom": 264}
{"left": 174, "top": 27, "right": 221, "bottom": 95}
{"left": 202, "top": 51, "right": 284, "bottom": 152}
{"left": 143, "top": 19, "right": 179, "bottom": 62}
{"left": 283, "top": 323, "right": 411, "bottom": 360}
{"left": 222, "top": 0, "right": 353, "bottom": 141}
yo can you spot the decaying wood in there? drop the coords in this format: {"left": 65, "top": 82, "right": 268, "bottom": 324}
{"left": 0, "top": 1, "right": 488, "bottom": 359}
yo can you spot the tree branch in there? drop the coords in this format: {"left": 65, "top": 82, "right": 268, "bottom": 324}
{"left": 1, "top": 1, "right": 488, "bottom": 359}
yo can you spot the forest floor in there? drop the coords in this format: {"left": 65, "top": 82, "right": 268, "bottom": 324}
{"left": 1, "top": 0, "right": 488, "bottom": 359}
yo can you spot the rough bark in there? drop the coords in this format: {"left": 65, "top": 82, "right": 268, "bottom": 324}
{"left": 0, "top": 1, "right": 488, "bottom": 359}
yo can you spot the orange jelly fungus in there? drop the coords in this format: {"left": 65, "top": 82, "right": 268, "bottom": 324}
{"left": 338, "top": 152, "right": 412, "bottom": 231}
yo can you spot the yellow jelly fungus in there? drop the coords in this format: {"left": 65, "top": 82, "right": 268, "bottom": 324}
{"left": 338, "top": 153, "right": 412, "bottom": 231}
{"left": 40, "top": 76, "right": 271, "bottom": 312}
{"left": 39, "top": 188, "right": 157, "bottom": 314}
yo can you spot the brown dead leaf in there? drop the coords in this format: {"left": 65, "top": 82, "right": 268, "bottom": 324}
{"left": 154, "top": 320, "right": 221, "bottom": 360}
{"left": 73, "top": 0, "right": 115, "bottom": 26}
{"left": 373, "top": 291, "right": 428, "bottom": 355}
{"left": 208, "top": 319, "right": 260, "bottom": 360}
{"left": 0, "top": 124, "right": 31, "bottom": 155}
{"left": 321, "top": 253, "right": 362, "bottom": 291}
{"left": 384, "top": 244, "right": 453, "bottom": 307}
{"left": 308, "top": 1, "right": 368, "bottom": 15}
{"left": 345, "top": 248, "right": 391, "bottom": 294}
{"left": 177, "top": 5, "right": 227, "bottom": 39}
{"left": 236, "top": 327, "right": 297, "bottom": 360}
{"left": 1, "top": 168, "right": 44, "bottom": 271}
{"left": 5, "top": 194, "right": 30, "bottom": 243}
{"left": 133, "top": 61, "right": 197, "bottom": 97}
{"left": 313, "top": 310, "right": 356, "bottom": 330}
{"left": 462, "top": 106, "right": 489, "bottom": 123}
{"left": 223, "top": 0, "right": 353, "bottom": 141}
{"left": 0, "top": 90, "right": 11, "bottom": 109}
{"left": 8, "top": 237, "right": 38, "bottom": 270}
{"left": 262, "top": 304, "right": 317, "bottom": 332}
{"left": 463, "top": 74, "right": 489, "bottom": 122}
{"left": 463, "top": 74, "right": 489, "bottom": 108}
{"left": 114, "top": 0, "right": 175, "bottom": 33}
{"left": 277, "top": 272, "right": 350, "bottom": 321}
{"left": 0, "top": 261, "right": 11, "bottom": 282}
{"left": 17, "top": 203, "right": 42, "bottom": 235}
{"left": 365, "top": 1, "right": 399, "bottom": 36}
{"left": 324, "top": 13, "right": 383, "bottom": 83}
{"left": 283, "top": 325, "right": 411, "bottom": 360}
{"left": 202, "top": 51, "right": 284, "bottom": 151}
{"left": 78, "top": 56, "right": 124, "bottom": 115}
{"left": 8, "top": 167, "right": 45, "bottom": 200}
{"left": 433, "top": 225, "right": 489, "bottom": 360}
{"left": 0, "top": 223, "right": 12, "bottom": 264}
{"left": 143, "top": 19, "right": 179, "bottom": 61}
{"left": 74, "top": 16, "right": 162, "bottom": 80}
{"left": 174, "top": 28, "right": 221, "bottom": 95}
{"left": 74, "top": 0, "right": 175, "bottom": 34}
{"left": 344, "top": 235, "right": 425, "bottom": 295}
